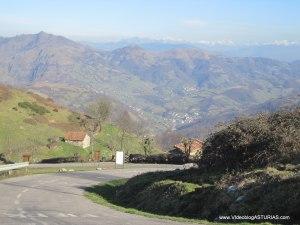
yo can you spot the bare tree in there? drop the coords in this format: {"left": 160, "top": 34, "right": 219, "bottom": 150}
{"left": 116, "top": 111, "right": 136, "bottom": 154}
{"left": 86, "top": 98, "right": 112, "bottom": 133}
{"left": 182, "top": 137, "right": 192, "bottom": 158}
{"left": 142, "top": 137, "right": 153, "bottom": 156}
{"left": 155, "top": 129, "right": 183, "bottom": 150}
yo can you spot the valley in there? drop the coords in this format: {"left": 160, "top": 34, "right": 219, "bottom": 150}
{"left": 0, "top": 32, "right": 299, "bottom": 137}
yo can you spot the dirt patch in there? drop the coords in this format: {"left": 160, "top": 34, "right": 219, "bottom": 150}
{"left": 28, "top": 92, "right": 60, "bottom": 109}
{"left": 49, "top": 122, "right": 82, "bottom": 132}
{"left": 0, "top": 85, "right": 12, "bottom": 102}
{"left": 23, "top": 118, "right": 38, "bottom": 125}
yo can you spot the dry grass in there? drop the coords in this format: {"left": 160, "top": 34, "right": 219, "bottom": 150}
{"left": 0, "top": 85, "right": 12, "bottom": 102}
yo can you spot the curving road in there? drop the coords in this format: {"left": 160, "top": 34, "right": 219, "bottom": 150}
{"left": 0, "top": 166, "right": 195, "bottom": 225}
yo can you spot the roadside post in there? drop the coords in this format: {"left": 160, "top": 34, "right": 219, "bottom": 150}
{"left": 22, "top": 154, "right": 31, "bottom": 174}
{"left": 115, "top": 151, "right": 124, "bottom": 169}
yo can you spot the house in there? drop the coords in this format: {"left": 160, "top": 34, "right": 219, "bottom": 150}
{"left": 64, "top": 131, "right": 90, "bottom": 148}
{"left": 171, "top": 139, "right": 204, "bottom": 157}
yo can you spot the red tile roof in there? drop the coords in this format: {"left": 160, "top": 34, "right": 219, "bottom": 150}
{"left": 174, "top": 139, "right": 204, "bottom": 154}
{"left": 64, "top": 131, "right": 87, "bottom": 141}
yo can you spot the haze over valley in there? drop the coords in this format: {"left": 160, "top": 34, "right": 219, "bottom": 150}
{"left": 0, "top": 32, "right": 299, "bottom": 136}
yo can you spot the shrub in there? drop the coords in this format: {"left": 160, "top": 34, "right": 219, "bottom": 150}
{"left": 111, "top": 168, "right": 299, "bottom": 222}
{"left": 199, "top": 108, "right": 300, "bottom": 171}
{"left": 67, "top": 112, "right": 81, "bottom": 123}
{"left": 18, "top": 101, "right": 50, "bottom": 115}
{"left": 128, "top": 154, "right": 146, "bottom": 163}
{"left": 229, "top": 176, "right": 300, "bottom": 222}
{"left": 167, "top": 154, "right": 188, "bottom": 164}
{"left": 128, "top": 153, "right": 186, "bottom": 164}
{"left": 39, "top": 156, "right": 80, "bottom": 163}
{"left": 131, "top": 180, "right": 199, "bottom": 214}
{"left": 145, "top": 154, "right": 168, "bottom": 164}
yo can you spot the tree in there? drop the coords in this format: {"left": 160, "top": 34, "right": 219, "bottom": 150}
{"left": 143, "top": 137, "right": 153, "bottom": 156}
{"left": 86, "top": 98, "right": 112, "bottom": 132}
{"left": 182, "top": 137, "right": 192, "bottom": 158}
{"left": 116, "top": 111, "right": 136, "bottom": 154}
{"left": 155, "top": 129, "right": 183, "bottom": 150}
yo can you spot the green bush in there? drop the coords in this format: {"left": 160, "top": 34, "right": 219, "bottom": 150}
{"left": 132, "top": 180, "right": 199, "bottom": 214}
{"left": 18, "top": 101, "right": 50, "bottom": 115}
{"left": 86, "top": 165, "right": 299, "bottom": 223}
{"left": 199, "top": 108, "right": 300, "bottom": 171}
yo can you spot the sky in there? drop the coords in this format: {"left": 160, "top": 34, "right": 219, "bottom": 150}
{"left": 0, "top": 0, "right": 299, "bottom": 44}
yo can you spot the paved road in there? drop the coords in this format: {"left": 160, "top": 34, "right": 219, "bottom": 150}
{"left": 0, "top": 166, "right": 194, "bottom": 225}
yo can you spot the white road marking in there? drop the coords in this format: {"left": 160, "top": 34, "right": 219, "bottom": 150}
{"left": 57, "top": 213, "right": 68, "bottom": 217}
{"left": 3, "top": 213, "right": 26, "bottom": 218}
{"left": 14, "top": 200, "right": 20, "bottom": 205}
{"left": 22, "top": 188, "right": 29, "bottom": 193}
{"left": 2, "top": 211, "right": 101, "bottom": 219}
{"left": 83, "top": 214, "right": 99, "bottom": 218}
{"left": 17, "top": 193, "right": 22, "bottom": 199}
{"left": 37, "top": 213, "right": 48, "bottom": 218}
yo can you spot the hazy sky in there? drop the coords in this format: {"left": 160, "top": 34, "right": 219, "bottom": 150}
{"left": 0, "top": 0, "right": 299, "bottom": 43}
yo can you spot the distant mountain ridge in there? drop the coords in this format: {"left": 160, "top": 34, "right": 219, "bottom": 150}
{"left": 85, "top": 37, "right": 300, "bottom": 61}
{"left": 0, "top": 32, "right": 299, "bottom": 135}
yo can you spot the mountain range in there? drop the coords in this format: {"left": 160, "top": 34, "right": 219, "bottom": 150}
{"left": 0, "top": 32, "right": 299, "bottom": 137}
{"left": 86, "top": 37, "right": 300, "bottom": 62}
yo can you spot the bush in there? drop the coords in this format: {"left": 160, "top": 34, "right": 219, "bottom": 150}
{"left": 199, "top": 108, "right": 300, "bottom": 171}
{"left": 39, "top": 156, "right": 80, "bottom": 163}
{"left": 128, "top": 154, "right": 146, "bottom": 163}
{"left": 128, "top": 180, "right": 199, "bottom": 214}
{"left": 18, "top": 101, "right": 50, "bottom": 115}
{"left": 128, "top": 153, "right": 186, "bottom": 164}
{"left": 167, "top": 154, "right": 188, "bottom": 164}
{"left": 110, "top": 167, "right": 299, "bottom": 223}
{"left": 145, "top": 154, "right": 168, "bottom": 164}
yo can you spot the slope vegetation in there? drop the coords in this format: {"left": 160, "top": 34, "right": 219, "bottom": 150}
{"left": 87, "top": 108, "right": 300, "bottom": 223}
{"left": 0, "top": 85, "right": 152, "bottom": 162}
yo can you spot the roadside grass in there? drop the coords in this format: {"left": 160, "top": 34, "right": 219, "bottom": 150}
{"left": 85, "top": 179, "right": 270, "bottom": 225}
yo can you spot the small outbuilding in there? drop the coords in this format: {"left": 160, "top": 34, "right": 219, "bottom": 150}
{"left": 64, "top": 131, "right": 90, "bottom": 149}
{"left": 171, "top": 139, "right": 204, "bottom": 158}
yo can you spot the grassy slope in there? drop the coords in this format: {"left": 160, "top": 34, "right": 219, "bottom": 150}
{"left": 0, "top": 86, "right": 157, "bottom": 162}
{"left": 85, "top": 109, "right": 300, "bottom": 224}
{"left": 0, "top": 87, "right": 71, "bottom": 161}
{"left": 86, "top": 168, "right": 297, "bottom": 224}
{"left": 85, "top": 179, "right": 270, "bottom": 225}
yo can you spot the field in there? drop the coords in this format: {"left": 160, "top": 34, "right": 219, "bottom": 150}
{"left": 0, "top": 86, "right": 159, "bottom": 162}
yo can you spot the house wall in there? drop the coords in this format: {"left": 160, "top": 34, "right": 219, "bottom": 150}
{"left": 82, "top": 135, "right": 90, "bottom": 148}
{"left": 65, "top": 135, "right": 90, "bottom": 148}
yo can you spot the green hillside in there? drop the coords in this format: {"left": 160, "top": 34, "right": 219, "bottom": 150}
{"left": 0, "top": 85, "right": 157, "bottom": 162}
{"left": 87, "top": 108, "right": 300, "bottom": 223}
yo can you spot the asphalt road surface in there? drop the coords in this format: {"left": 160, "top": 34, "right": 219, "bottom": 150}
{"left": 0, "top": 166, "right": 195, "bottom": 225}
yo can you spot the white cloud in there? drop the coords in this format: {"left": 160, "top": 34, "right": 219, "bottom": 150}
{"left": 195, "top": 40, "right": 235, "bottom": 46}
{"left": 269, "top": 40, "right": 298, "bottom": 46}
